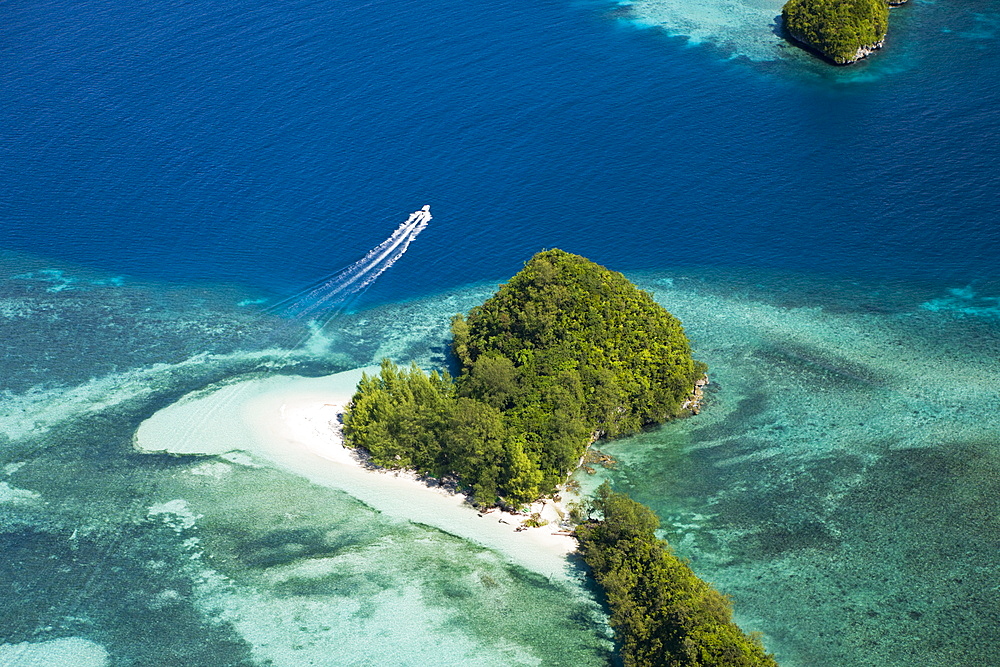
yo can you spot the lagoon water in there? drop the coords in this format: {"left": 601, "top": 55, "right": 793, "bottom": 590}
{"left": 2, "top": 0, "right": 1000, "bottom": 664}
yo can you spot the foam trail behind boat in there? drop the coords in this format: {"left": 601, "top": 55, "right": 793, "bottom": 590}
{"left": 271, "top": 205, "right": 431, "bottom": 320}
{"left": 288, "top": 218, "right": 425, "bottom": 320}
{"left": 171, "top": 206, "right": 431, "bottom": 443}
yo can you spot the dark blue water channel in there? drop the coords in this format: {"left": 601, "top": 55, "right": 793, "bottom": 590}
{"left": 3, "top": 0, "right": 998, "bottom": 302}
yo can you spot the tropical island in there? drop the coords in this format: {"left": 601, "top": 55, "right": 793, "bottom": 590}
{"left": 342, "top": 249, "right": 778, "bottom": 665}
{"left": 781, "top": 0, "right": 893, "bottom": 64}
{"left": 135, "top": 249, "right": 777, "bottom": 665}
{"left": 343, "top": 249, "right": 707, "bottom": 509}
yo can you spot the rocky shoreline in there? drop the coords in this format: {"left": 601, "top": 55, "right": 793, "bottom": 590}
{"left": 781, "top": 0, "right": 905, "bottom": 65}
{"left": 785, "top": 26, "right": 884, "bottom": 65}
{"left": 681, "top": 373, "right": 709, "bottom": 414}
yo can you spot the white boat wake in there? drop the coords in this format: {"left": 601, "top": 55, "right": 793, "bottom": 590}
{"left": 171, "top": 205, "right": 431, "bottom": 439}
{"left": 271, "top": 205, "right": 431, "bottom": 321}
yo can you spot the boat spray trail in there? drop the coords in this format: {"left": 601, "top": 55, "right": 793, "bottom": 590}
{"left": 174, "top": 206, "right": 431, "bottom": 443}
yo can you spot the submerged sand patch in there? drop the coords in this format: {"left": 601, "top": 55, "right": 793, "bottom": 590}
{"left": 0, "top": 637, "right": 109, "bottom": 667}
{"left": 622, "top": 0, "right": 788, "bottom": 61}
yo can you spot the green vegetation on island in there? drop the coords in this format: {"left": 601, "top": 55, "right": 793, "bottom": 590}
{"left": 782, "top": 0, "right": 889, "bottom": 64}
{"left": 343, "top": 249, "right": 706, "bottom": 507}
{"left": 343, "top": 361, "right": 543, "bottom": 505}
{"left": 343, "top": 250, "right": 776, "bottom": 665}
{"left": 453, "top": 249, "right": 707, "bottom": 489}
{"left": 576, "top": 483, "right": 779, "bottom": 667}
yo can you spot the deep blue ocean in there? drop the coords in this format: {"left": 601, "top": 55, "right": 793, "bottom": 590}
{"left": 4, "top": 0, "right": 998, "bottom": 301}
{"left": 2, "top": 0, "right": 999, "bottom": 664}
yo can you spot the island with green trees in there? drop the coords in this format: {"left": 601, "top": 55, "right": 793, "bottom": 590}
{"left": 343, "top": 249, "right": 776, "bottom": 665}
{"left": 781, "top": 0, "right": 890, "bottom": 64}
{"left": 344, "top": 248, "right": 706, "bottom": 508}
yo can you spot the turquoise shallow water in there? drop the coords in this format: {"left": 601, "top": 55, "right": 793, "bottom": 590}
{"left": 0, "top": 263, "right": 611, "bottom": 666}
{"left": 2, "top": 260, "right": 998, "bottom": 665}
{"left": 578, "top": 269, "right": 1000, "bottom": 666}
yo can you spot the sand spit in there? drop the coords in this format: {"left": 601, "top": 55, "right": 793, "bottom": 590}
{"left": 134, "top": 368, "right": 577, "bottom": 580}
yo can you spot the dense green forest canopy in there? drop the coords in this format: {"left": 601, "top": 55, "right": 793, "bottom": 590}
{"left": 343, "top": 249, "right": 705, "bottom": 507}
{"left": 576, "top": 483, "right": 779, "bottom": 667}
{"left": 342, "top": 360, "right": 544, "bottom": 505}
{"left": 782, "top": 0, "right": 889, "bottom": 64}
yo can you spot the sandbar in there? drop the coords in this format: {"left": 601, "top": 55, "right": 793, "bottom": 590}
{"left": 134, "top": 368, "right": 577, "bottom": 580}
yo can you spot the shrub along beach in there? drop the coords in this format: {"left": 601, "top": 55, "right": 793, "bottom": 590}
{"left": 578, "top": 484, "right": 779, "bottom": 667}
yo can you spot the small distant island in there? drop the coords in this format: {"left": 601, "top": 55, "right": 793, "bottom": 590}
{"left": 344, "top": 249, "right": 779, "bottom": 665}
{"left": 781, "top": 0, "right": 905, "bottom": 65}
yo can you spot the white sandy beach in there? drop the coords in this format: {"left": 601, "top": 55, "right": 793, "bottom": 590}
{"left": 134, "top": 368, "right": 577, "bottom": 580}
